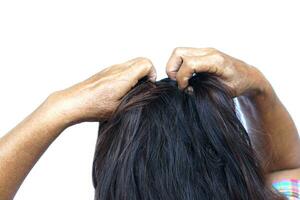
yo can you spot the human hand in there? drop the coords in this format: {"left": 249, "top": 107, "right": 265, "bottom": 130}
{"left": 166, "top": 47, "right": 270, "bottom": 97}
{"left": 45, "top": 57, "right": 156, "bottom": 125}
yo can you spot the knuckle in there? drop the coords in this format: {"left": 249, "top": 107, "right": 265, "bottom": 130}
{"left": 184, "top": 57, "right": 197, "bottom": 69}
{"left": 205, "top": 47, "right": 217, "bottom": 52}
{"left": 134, "top": 57, "right": 153, "bottom": 67}
{"left": 200, "top": 47, "right": 218, "bottom": 55}
{"left": 134, "top": 56, "right": 148, "bottom": 62}
{"left": 211, "top": 53, "right": 225, "bottom": 64}
{"left": 173, "top": 47, "right": 185, "bottom": 55}
{"left": 166, "top": 66, "right": 171, "bottom": 73}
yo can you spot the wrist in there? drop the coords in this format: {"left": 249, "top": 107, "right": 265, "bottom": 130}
{"left": 244, "top": 75, "right": 278, "bottom": 107}
{"left": 39, "top": 92, "right": 77, "bottom": 130}
{"left": 244, "top": 67, "right": 274, "bottom": 97}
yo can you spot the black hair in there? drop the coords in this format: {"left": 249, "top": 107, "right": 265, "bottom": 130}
{"left": 92, "top": 73, "right": 284, "bottom": 200}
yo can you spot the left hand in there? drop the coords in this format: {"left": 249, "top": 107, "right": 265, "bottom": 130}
{"left": 166, "top": 47, "right": 269, "bottom": 97}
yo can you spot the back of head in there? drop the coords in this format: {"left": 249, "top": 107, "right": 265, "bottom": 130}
{"left": 92, "top": 73, "right": 284, "bottom": 200}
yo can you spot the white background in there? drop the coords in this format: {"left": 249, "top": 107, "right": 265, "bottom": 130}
{"left": 0, "top": 0, "right": 299, "bottom": 199}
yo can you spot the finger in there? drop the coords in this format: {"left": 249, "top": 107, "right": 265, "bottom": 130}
{"left": 147, "top": 66, "right": 157, "bottom": 82}
{"left": 166, "top": 47, "right": 216, "bottom": 80}
{"left": 166, "top": 48, "right": 184, "bottom": 80}
{"left": 130, "top": 57, "right": 157, "bottom": 83}
{"left": 84, "top": 58, "right": 143, "bottom": 83}
{"left": 176, "top": 55, "right": 222, "bottom": 90}
{"left": 123, "top": 57, "right": 146, "bottom": 66}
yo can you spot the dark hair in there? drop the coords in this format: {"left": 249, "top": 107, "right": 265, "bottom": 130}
{"left": 92, "top": 73, "right": 284, "bottom": 200}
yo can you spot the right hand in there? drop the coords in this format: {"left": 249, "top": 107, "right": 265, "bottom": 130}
{"left": 44, "top": 57, "right": 156, "bottom": 126}
{"left": 166, "top": 47, "right": 271, "bottom": 97}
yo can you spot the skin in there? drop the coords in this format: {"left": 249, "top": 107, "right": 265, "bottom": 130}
{"left": 0, "top": 48, "right": 299, "bottom": 199}
{"left": 166, "top": 47, "right": 300, "bottom": 183}
{"left": 0, "top": 57, "right": 156, "bottom": 200}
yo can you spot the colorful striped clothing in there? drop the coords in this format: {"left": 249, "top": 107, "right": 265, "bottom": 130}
{"left": 273, "top": 179, "right": 300, "bottom": 199}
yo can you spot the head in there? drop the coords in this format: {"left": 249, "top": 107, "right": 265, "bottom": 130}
{"left": 92, "top": 73, "right": 283, "bottom": 200}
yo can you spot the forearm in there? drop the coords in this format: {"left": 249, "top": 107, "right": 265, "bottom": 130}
{"left": 0, "top": 57, "right": 156, "bottom": 200}
{"left": 238, "top": 82, "right": 300, "bottom": 173}
{"left": 0, "top": 94, "right": 70, "bottom": 200}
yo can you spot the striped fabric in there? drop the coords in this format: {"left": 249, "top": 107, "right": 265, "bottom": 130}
{"left": 273, "top": 179, "right": 300, "bottom": 200}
